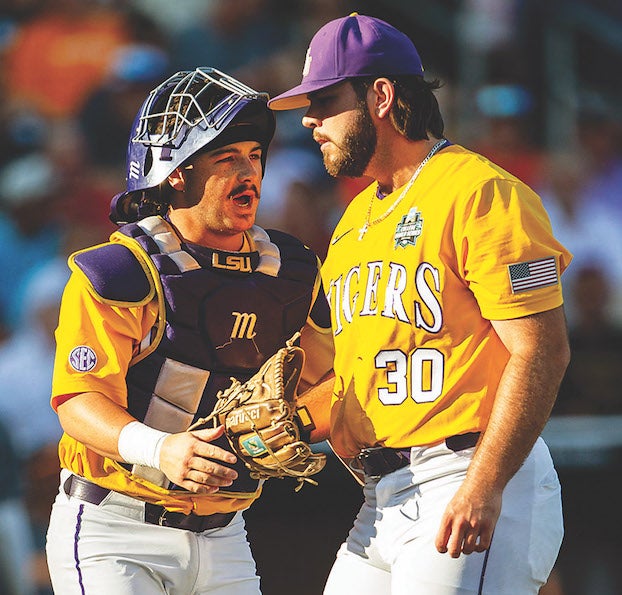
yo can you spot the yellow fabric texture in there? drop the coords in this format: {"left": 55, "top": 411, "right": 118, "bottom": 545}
{"left": 51, "top": 236, "right": 263, "bottom": 515}
{"left": 321, "top": 145, "right": 572, "bottom": 457}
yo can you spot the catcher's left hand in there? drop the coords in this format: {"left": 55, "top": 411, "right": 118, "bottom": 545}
{"left": 188, "top": 337, "right": 326, "bottom": 490}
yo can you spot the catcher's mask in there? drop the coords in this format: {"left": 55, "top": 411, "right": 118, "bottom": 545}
{"left": 110, "top": 67, "right": 276, "bottom": 224}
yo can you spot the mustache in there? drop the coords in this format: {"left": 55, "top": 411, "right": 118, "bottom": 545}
{"left": 229, "top": 183, "right": 259, "bottom": 199}
{"left": 313, "top": 132, "right": 331, "bottom": 144}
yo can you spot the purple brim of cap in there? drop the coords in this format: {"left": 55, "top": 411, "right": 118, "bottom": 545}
{"left": 268, "top": 13, "right": 424, "bottom": 111}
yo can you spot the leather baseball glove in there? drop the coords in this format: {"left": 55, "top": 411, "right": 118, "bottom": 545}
{"left": 188, "top": 337, "right": 326, "bottom": 490}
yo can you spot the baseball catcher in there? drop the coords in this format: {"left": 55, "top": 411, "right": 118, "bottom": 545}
{"left": 46, "top": 65, "right": 335, "bottom": 594}
{"left": 189, "top": 334, "right": 326, "bottom": 490}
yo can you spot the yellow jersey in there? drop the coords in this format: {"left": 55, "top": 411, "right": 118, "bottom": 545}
{"left": 322, "top": 144, "right": 572, "bottom": 457}
{"left": 52, "top": 222, "right": 332, "bottom": 515}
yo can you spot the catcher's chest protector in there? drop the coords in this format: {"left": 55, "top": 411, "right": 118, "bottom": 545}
{"left": 117, "top": 217, "right": 318, "bottom": 492}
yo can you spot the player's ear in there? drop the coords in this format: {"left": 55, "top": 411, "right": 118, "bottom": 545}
{"left": 167, "top": 167, "right": 186, "bottom": 192}
{"left": 369, "top": 78, "right": 395, "bottom": 119}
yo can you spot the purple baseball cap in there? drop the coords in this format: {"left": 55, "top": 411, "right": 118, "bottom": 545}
{"left": 268, "top": 13, "right": 424, "bottom": 111}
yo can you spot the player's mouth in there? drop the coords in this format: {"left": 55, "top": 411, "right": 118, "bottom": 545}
{"left": 314, "top": 133, "right": 331, "bottom": 148}
{"left": 229, "top": 187, "right": 258, "bottom": 208}
{"left": 316, "top": 137, "right": 337, "bottom": 156}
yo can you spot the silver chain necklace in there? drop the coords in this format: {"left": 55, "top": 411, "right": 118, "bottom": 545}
{"left": 358, "top": 138, "right": 447, "bottom": 241}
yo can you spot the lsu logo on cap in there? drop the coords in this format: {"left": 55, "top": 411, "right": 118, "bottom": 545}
{"left": 302, "top": 48, "right": 312, "bottom": 77}
{"left": 69, "top": 345, "right": 97, "bottom": 372}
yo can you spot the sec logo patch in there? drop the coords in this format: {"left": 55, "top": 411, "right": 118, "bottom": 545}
{"left": 69, "top": 346, "right": 97, "bottom": 372}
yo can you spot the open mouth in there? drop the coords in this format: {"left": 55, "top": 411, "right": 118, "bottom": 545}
{"left": 231, "top": 192, "right": 254, "bottom": 207}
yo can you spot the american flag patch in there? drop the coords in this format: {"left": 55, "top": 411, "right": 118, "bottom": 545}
{"left": 508, "top": 257, "right": 558, "bottom": 293}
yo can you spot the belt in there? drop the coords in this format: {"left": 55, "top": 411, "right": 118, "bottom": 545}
{"left": 356, "top": 432, "right": 481, "bottom": 479}
{"left": 63, "top": 475, "right": 235, "bottom": 532}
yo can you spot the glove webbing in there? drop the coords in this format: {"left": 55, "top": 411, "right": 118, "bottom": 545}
{"left": 190, "top": 379, "right": 315, "bottom": 490}
{"left": 221, "top": 359, "right": 317, "bottom": 490}
{"left": 188, "top": 333, "right": 301, "bottom": 431}
{"left": 187, "top": 370, "right": 291, "bottom": 433}
{"left": 187, "top": 334, "right": 318, "bottom": 490}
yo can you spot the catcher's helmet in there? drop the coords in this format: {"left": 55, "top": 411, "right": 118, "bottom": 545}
{"left": 110, "top": 67, "right": 276, "bottom": 224}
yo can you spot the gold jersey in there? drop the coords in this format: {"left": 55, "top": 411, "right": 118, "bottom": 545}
{"left": 51, "top": 226, "right": 333, "bottom": 516}
{"left": 322, "top": 144, "right": 572, "bottom": 457}
{"left": 51, "top": 272, "right": 257, "bottom": 515}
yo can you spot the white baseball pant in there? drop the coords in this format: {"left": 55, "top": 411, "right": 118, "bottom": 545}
{"left": 324, "top": 437, "right": 563, "bottom": 594}
{"left": 46, "top": 470, "right": 260, "bottom": 595}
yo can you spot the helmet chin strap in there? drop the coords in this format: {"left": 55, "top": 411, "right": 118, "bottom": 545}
{"left": 136, "top": 193, "right": 169, "bottom": 220}
{"left": 109, "top": 190, "right": 170, "bottom": 225}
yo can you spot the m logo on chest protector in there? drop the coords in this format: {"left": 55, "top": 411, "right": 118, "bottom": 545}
{"left": 231, "top": 312, "right": 258, "bottom": 339}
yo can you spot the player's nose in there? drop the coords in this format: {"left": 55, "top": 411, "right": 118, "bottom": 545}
{"left": 302, "top": 111, "right": 320, "bottom": 129}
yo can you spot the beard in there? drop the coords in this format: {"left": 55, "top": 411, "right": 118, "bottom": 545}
{"left": 323, "top": 104, "right": 377, "bottom": 178}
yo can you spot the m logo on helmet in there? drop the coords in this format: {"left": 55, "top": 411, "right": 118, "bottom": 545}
{"left": 129, "top": 160, "right": 141, "bottom": 180}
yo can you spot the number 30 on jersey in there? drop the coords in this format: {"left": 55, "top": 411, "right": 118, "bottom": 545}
{"left": 375, "top": 348, "right": 444, "bottom": 405}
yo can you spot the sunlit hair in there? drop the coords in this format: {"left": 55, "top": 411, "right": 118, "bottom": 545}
{"left": 350, "top": 75, "right": 445, "bottom": 141}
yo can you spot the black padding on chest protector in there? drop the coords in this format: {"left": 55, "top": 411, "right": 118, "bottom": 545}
{"left": 308, "top": 282, "right": 331, "bottom": 329}
{"left": 73, "top": 243, "right": 151, "bottom": 303}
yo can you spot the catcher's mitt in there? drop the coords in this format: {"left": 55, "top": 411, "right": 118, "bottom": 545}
{"left": 189, "top": 337, "right": 326, "bottom": 490}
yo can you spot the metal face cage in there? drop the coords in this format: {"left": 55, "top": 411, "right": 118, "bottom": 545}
{"left": 132, "top": 67, "right": 270, "bottom": 150}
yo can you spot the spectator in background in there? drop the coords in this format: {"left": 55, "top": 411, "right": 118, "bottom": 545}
{"left": 538, "top": 151, "right": 622, "bottom": 325}
{"left": 1, "top": 0, "right": 131, "bottom": 121}
{"left": 576, "top": 103, "right": 622, "bottom": 218}
{"left": 40, "top": 118, "right": 118, "bottom": 241}
{"left": 78, "top": 43, "right": 171, "bottom": 172}
{"left": 170, "top": 0, "right": 290, "bottom": 73}
{"left": 546, "top": 265, "right": 622, "bottom": 595}
{"left": 554, "top": 265, "right": 622, "bottom": 416}
{"left": 0, "top": 104, "right": 50, "bottom": 171}
{"left": 126, "top": 0, "right": 212, "bottom": 38}
{"left": 0, "top": 419, "right": 36, "bottom": 595}
{"left": 472, "top": 83, "right": 545, "bottom": 188}
{"left": 0, "top": 153, "right": 64, "bottom": 339}
{"left": 0, "top": 259, "right": 68, "bottom": 595}
{"left": 0, "top": 258, "right": 67, "bottom": 461}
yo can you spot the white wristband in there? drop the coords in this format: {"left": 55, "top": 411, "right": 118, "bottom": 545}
{"left": 117, "top": 421, "right": 170, "bottom": 469}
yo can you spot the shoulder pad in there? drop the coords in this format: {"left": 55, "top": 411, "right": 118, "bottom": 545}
{"left": 265, "top": 228, "right": 319, "bottom": 281}
{"left": 309, "top": 283, "right": 332, "bottom": 330}
{"left": 265, "top": 228, "right": 307, "bottom": 250}
{"left": 69, "top": 243, "right": 154, "bottom": 305}
{"left": 265, "top": 229, "right": 319, "bottom": 267}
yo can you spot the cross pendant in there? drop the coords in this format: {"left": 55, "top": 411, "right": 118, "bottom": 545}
{"left": 358, "top": 223, "right": 368, "bottom": 241}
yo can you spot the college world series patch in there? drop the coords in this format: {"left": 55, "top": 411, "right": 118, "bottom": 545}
{"left": 394, "top": 207, "right": 423, "bottom": 248}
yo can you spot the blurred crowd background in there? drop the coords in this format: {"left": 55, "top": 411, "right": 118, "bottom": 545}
{"left": 0, "top": 1, "right": 620, "bottom": 594}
